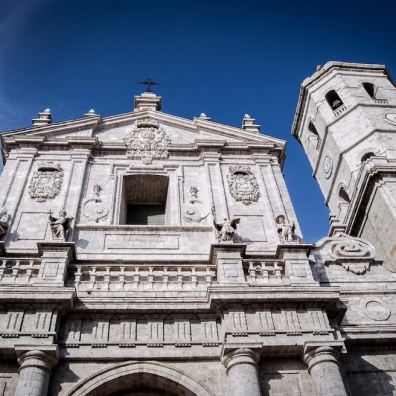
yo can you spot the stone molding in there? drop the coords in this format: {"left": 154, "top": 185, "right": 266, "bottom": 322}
{"left": 222, "top": 348, "right": 260, "bottom": 373}
{"left": 66, "top": 361, "right": 214, "bottom": 396}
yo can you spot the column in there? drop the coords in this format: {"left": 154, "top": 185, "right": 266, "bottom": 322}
{"left": 222, "top": 348, "right": 261, "bottom": 396}
{"left": 15, "top": 350, "right": 57, "bottom": 396}
{"left": 303, "top": 345, "right": 348, "bottom": 396}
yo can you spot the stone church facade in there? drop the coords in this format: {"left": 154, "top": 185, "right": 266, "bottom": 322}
{"left": 0, "top": 61, "right": 395, "bottom": 395}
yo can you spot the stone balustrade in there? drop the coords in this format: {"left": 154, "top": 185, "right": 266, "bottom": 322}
{"left": 0, "top": 258, "right": 41, "bottom": 285}
{"left": 244, "top": 260, "right": 285, "bottom": 284}
{"left": 67, "top": 264, "right": 216, "bottom": 291}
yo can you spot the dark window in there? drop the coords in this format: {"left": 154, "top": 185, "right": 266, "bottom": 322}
{"left": 126, "top": 204, "right": 165, "bottom": 225}
{"left": 339, "top": 186, "right": 350, "bottom": 203}
{"left": 120, "top": 174, "right": 169, "bottom": 225}
{"left": 308, "top": 121, "right": 321, "bottom": 150}
{"left": 362, "top": 82, "right": 376, "bottom": 99}
{"left": 361, "top": 152, "right": 375, "bottom": 163}
{"left": 325, "top": 90, "right": 344, "bottom": 110}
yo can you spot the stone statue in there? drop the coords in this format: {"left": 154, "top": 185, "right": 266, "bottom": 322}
{"left": 276, "top": 214, "right": 295, "bottom": 243}
{"left": 212, "top": 207, "right": 240, "bottom": 243}
{"left": 0, "top": 207, "right": 9, "bottom": 237}
{"left": 48, "top": 210, "right": 74, "bottom": 241}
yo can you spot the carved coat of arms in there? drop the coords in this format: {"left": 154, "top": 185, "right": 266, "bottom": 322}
{"left": 227, "top": 165, "right": 260, "bottom": 205}
{"left": 28, "top": 162, "right": 64, "bottom": 202}
{"left": 124, "top": 119, "right": 171, "bottom": 164}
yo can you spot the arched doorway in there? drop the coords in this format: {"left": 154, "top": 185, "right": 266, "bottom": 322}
{"left": 67, "top": 362, "right": 213, "bottom": 396}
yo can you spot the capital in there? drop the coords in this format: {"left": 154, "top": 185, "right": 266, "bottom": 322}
{"left": 17, "top": 350, "right": 58, "bottom": 373}
{"left": 303, "top": 345, "right": 340, "bottom": 372}
{"left": 222, "top": 348, "right": 260, "bottom": 373}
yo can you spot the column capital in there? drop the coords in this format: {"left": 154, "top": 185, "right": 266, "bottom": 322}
{"left": 303, "top": 342, "right": 344, "bottom": 372}
{"left": 222, "top": 348, "right": 260, "bottom": 373}
{"left": 16, "top": 347, "right": 58, "bottom": 373}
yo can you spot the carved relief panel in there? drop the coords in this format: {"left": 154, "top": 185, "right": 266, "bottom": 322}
{"left": 28, "top": 162, "right": 64, "bottom": 202}
{"left": 227, "top": 165, "right": 260, "bottom": 205}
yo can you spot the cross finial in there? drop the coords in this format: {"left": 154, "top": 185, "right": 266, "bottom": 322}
{"left": 137, "top": 78, "right": 160, "bottom": 93}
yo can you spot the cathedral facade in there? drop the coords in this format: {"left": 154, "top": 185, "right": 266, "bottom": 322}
{"left": 0, "top": 61, "right": 395, "bottom": 395}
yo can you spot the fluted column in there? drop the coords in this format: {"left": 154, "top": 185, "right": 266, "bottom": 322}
{"left": 222, "top": 348, "right": 261, "bottom": 396}
{"left": 15, "top": 350, "right": 57, "bottom": 396}
{"left": 304, "top": 345, "right": 347, "bottom": 396}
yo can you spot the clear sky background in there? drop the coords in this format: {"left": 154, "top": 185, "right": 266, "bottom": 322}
{"left": 1, "top": 0, "right": 395, "bottom": 242}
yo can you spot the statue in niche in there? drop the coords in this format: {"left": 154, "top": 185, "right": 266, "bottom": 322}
{"left": 0, "top": 207, "right": 9, "bottom": 238}
{"left": 48, "top": 210, "right": 74, "bottom": 241}
{"left": 183, "top": 186, "right": 209, "bottom": 223}
{"left": 276, "top": 214, "right": 296, "bottom": 243}
{"left": 212, "top": 207, "right": 240, "bottom": 243}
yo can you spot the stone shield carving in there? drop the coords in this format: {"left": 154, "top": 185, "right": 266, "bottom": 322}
{"left": 28, "top": 162, "right": 64, "bottom": 202}
{"left": 124, "top": 119, "right": 171, "bottom": 164}
{"left": 227, "top": 165, "right": 260, "bottom": 205}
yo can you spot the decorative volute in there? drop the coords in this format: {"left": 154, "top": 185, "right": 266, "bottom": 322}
{"left": 134, "top": 92, "right": 162, "bottom": 111}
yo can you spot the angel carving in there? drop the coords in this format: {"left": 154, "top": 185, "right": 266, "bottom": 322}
{"left": 48, "top": 210, "right": 74, "bottom": 241}
{"left": 212, "top": 207, "right": 240, "bottom": 243}
{"left": 276, "top": 214, "right": 295, "bottom": 243}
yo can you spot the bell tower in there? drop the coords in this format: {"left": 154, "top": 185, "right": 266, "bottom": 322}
{"left": 292, "top": 61, "right": 396, "bottom": 269}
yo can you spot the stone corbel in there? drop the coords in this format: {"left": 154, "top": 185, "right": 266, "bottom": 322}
{"left": 36, "top": 242, "right": 76, "bottom": 286}
{"left": 210, "top": 243, "right": 247, "bottom": 285}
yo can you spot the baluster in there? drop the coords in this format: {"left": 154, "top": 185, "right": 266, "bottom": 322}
{"left": 26, "top": 260, "right": 34, "bottom": 283}
{"left": 177, "top": 267, "right": 183, "bottom": 287}
{"left": 91, "top": 266, "right": 97, "bottom": 289}
{"left": 133, "top": 266, "right": 140, "bottom": 287}
{"left": 205, "top": 267, "right": 212, "bottom": 285}
{"left": 163, "top": 267, "right": 169, "bottom": 288}
{"left": 148, "top": 267, "right": 154, "bottom": 288}
{"left": 75, "top": 267, "right": 82, "bottom": 288}
{"left": 104, "top": 266, "right": 111, "bottom": 290}
{"left": 191, "top": 267, "right": 197, "bottom": 288}
{"left": 119, "top": 266, "right": 125, "bottom": 289}
{"left": 0, "top": 259, "right": 6, "bottom": 282}
{"left": 248, "top": 262, "right": 256, "bottom": 281}
{"left": 274, "top": 262, "right": 282, "bottom": 279}
{"left": 262, "top": 262, "right": 269, "bottom": 283}
{"left": 12, "top": 260, "right": 20, "bottom": 283}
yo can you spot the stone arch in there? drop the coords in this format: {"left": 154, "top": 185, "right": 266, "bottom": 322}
{"left": 67, "top": 361, "right": 214, "bottom": 396}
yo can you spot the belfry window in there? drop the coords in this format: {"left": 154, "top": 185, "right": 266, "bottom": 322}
{"left": 325, "top": 90, "right": 344, "bottom": 111}
{"left": 308, "top": 121, "right": 321, "bottom": 150}
{"left": 339, "top": 186, "right": 350, "bottom": 204}
{"left": 361, "top": 152, "right": 375, "bottom": 163}
{"left": 362, "top": 82, "right": 376, "bottom": 99}
{"left": 120, "top": 174, "right": 169, "bottom": 225}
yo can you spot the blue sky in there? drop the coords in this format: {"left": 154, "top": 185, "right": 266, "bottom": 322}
{"left": 1, "top": 0, "right": 395, "bottom": 242}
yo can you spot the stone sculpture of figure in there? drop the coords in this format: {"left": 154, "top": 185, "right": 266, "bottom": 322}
{"left": 212, "top": 207, "right": 240, "bottom": 243}
{"left": 48, "top": 210, "right": 74, "bottom": 241}
{"left": 276, "top": 214, "right": 295, "bottom": 243}
{"left": 0, "top": 207, "right": 9, "bottom": 237}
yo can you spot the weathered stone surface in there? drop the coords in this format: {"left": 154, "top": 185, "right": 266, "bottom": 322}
{"left": 0, "top": 68, "right": 395, "bottom": 395}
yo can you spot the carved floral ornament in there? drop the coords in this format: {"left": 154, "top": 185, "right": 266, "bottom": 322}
{"left": 227, "top": 165, "right": 260, "bottom": 205}
{"left": 315, "top": 233, "right": 376, "bottom": 275}
{"left": 124, "top": 118, "right": 171, "bottom": 165}
{"left": 28, "top": 162, "right": 64, "bottom": 202}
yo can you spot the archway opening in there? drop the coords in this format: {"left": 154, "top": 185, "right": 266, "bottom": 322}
{"left": 86, "top": 372, "right": 196, "bottom": 396}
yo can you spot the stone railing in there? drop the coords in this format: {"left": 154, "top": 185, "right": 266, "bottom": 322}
{"left": 243, "top": 260, "right": 285, "bottom": 284}
{"left": 67, "top": 264, "right": 216, "bottom": 291}
{"left": 373, "top": 98, "right": 388, "bottom": 104}
{"left": 333, "top": 104, "right": 347, "bottom": 117}
{"left": 0, "top": 258, "right": 41, "bottom": 285}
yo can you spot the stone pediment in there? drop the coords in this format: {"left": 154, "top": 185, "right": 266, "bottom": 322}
{"left": 1, "top": 110, "right": 285, "bottom": 150}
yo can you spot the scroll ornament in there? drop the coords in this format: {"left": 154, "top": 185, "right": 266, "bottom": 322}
{"left": 316, "top": 233, "right": 376, "bottom": 275}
